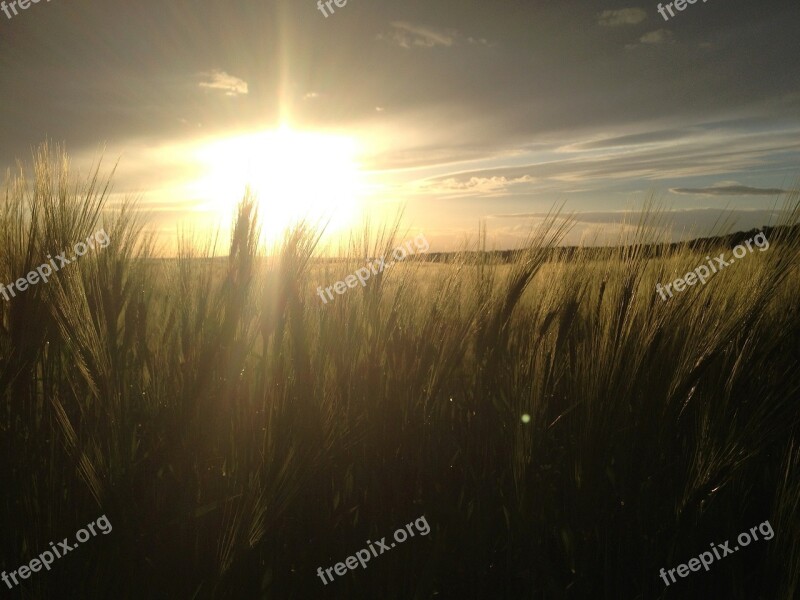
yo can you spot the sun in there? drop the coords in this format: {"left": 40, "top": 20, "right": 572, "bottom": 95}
{"left": 189, "top": 126, "right": 365, "bottom": 243}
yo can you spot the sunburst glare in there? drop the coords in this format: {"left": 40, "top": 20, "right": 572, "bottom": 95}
{"left": 189, "top": 125, "right": 366, "bottom": 243}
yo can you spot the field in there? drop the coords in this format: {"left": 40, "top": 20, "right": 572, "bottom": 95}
{"left": 2, "top": 148, "right": 800, "bottom": 599}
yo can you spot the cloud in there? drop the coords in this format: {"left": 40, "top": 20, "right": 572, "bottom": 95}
{"left": 670, "top": 184, "right": 789, "bottom": 196}
{"left": 198, "top": 70, "right": 248, "bottom": 96}
{"left": 466, "top": 36, "right": 492, "bottom": 47}
{"left": 432, "top": 175, "right": 534, "bottom": 194}
{"left": 409, "top": 123, "right": 800, "bottom": 197}
{"left": 380, "top": 22, "right": 455, "bottom": 48}
{"left": 378, "top": 22, "right": 491, "bottom": 49}
{"left": 598, "top": 8, "right": 647, "bottom": 26}
{"left": 564, "top": 128, "right": 694, "bottom": 151}
{"left": 639, "top": 29, "right": 673, "bottom": 44}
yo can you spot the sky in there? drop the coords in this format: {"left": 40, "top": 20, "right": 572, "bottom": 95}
{"left": 1, "top": 0, "right": 799, "bottom": 251}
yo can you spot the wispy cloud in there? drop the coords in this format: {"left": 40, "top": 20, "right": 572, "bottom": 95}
{"left": 670, "top": 184, "right": 789, "bottom": 196}
{"left": 402, "top": 124, "right": 800, "bottom": 201}
{"left": 380, "top": 22, "right": 455, "bottom": 48}
{"left": 430, "top": 175, "right": 534, "bottom": 195}
{"left": 598, "top": 8, "right": 647, "bottom": 26}
{"left": 198, "top": 70, "right": 248, "bottom": 96}
{"left": 378, "top": 22, "right": 491, "bottom": 49}
{"left": 565, "top": 129, "right": 694, "bottom": 151}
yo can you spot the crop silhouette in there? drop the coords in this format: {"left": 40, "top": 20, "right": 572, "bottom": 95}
{"left": 1, "top": 144, "right": 799, "bottom": 599}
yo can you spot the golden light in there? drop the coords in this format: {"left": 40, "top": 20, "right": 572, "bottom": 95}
{"left": 188, "top": 126, "right": 366, "bottom": 243}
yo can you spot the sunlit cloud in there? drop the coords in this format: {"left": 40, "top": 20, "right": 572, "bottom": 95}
{"left": 198, "top": 70, "right": 249, "bottom": 97}
{"left": 425, "top": 175, "right": 535, "bottom": 195}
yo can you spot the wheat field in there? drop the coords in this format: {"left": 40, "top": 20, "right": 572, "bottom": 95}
{"left": 1, "top": 146, "right": 799, "bottom": 599}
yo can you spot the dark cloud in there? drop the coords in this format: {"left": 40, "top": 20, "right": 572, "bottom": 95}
{"left": 2, "top": 0, "right": 799, "bottom": 161}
